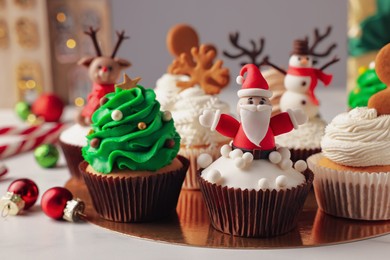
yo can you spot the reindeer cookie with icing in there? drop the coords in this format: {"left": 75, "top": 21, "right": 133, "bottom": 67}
{"left": 368, "top": 43, "right": 390, "bottom": 115}
{"left": 77, "top": 27, "right": 131, "bottom": 125}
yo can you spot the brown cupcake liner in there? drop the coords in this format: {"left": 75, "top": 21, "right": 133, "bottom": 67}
{"left": 179, "top": 143, "right": 225, "bottom": 190}
{"left": 198, "top": 170, "right": 313, "bottom": 237}
{"left": 59, "top": 139, "right": 84, "bottom": 179}
{"left": 289, "top": 148, "right": 321, "bottom": 162}
{"left": 307, "top": 153, "right": 390, "bottom": 220}
{"left": 79, "top": 155, "right": 189, "bottom": 223}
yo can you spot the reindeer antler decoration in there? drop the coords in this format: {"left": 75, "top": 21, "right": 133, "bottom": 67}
{"left": 111, "top": 30, "right": 130, "bottom": 58}
{"left": 307, "top": 26, "right": 339, "bottom": 70}
{"left": 308, "top": 26, "right": 337, "bottom": 57}
{"left": 84, "top": 27, "right": 102, "bottom": 56}
{"left": 223, "top": 32, "right": 265, "bottom": 68}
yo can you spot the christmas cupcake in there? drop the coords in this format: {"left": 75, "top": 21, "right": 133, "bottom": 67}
{"left": 60, "top": 27, "right": 130, "bottom": 179}
{"left": 155, "top": 24, "right": 230, "bottom": 189}
{"left": 308, "top": 44, "right": 390, "bottom": 221}
{"left": 79, "top": 74, "right": 189, "bottom": 222}
{"left": 198, "top": 64, "right": 312, "bottom": 237}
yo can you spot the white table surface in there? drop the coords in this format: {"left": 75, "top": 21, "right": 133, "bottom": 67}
{"left": 1, "top": 88, "right": 389, "bottom": 260}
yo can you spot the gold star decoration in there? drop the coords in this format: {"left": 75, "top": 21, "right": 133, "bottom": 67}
{"left": 116, "top": 73, "right": 141, "bottom": 90}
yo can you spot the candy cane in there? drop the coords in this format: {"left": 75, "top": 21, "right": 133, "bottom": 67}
{"left": 0, "top": 162, "right": 7, "bottom": 177}
{"left": 0, "top": 123, "right": 66, "bottom": 159}
{"left": 0, "top": 125, "right": 42, "bottom": 136}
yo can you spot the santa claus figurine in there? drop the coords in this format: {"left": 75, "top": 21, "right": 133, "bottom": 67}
{"left": 199, "top": 64, "right": 307, "bottom": 160}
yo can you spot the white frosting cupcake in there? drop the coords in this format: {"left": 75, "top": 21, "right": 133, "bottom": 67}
{"left": 276, "top": 116, "right": 326, "bottom": 150}
{"left": 201, "top": 156, "right": 305, "bottom": 191}
{"left": 155, "top": 73, "right": 230, "bottom": 147}
{"left": 321, "top": 107, "right": 390, "bottom": 167}
{"left": 59, "top": 124, "right": 90, "bottom": 147}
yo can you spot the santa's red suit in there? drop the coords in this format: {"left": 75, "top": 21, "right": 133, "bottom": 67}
{"left": 81, "top": 83, "right": 115, "bottom": 119}
{"left": 287, "top": 66, "right": 332, "bottom": 105}
{"left": 214, "top": 112, "right": 295, "bottom": 151}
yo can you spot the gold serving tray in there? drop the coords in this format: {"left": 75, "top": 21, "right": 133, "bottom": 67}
{"left": 66, "top": 178, "right": 390, "bottom": 249}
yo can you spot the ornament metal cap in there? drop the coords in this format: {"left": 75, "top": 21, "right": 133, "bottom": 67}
{"left": 0, "top": 192, "right": 25, "bottom": 216}
{"left": 63, "top": 198, "right": 86, "bottom": 222}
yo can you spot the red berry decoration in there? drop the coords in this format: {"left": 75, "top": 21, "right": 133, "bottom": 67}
{"left": 0, "top": 178, "right": 39, "bottom": 216}
{"left": 31, "top": 93, "right": 64, "bottom": 122}
{"left": 41, "top": 187, "right": 85, "bottom": 222}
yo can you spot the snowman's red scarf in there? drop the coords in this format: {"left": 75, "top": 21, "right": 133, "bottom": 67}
{"left": 287, "top": 66, "right": 332, "bottom": 105}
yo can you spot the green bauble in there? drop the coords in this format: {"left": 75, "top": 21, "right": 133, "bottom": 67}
{"left": 34, "top": 144, "right": 59, "bottom": 168}
{"left": 15, "top": 102, "right": 31, "bottom": 121}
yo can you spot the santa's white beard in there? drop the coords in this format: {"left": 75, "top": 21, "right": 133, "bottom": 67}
{"left": 240, "top": 104, "right": 272, "bottom": 146}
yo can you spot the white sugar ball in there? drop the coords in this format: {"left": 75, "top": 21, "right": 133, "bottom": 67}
{"left": 234, "top": 158, "right": 246, "bottom": 169}
{"left": 269, "top": 151, "right": 282, "bottom": 164}
{"left": 111, "top": 110, "right": 123, "bottom": 121}
{"left": 279, "top": 159, "right": 293, "bottom": 170}
{"left": 206, "top": 169, "right": 222, "bottom": 184}
{"left": 236, "top": 75, "right": 244, "bottom": 85}
{"left": 277, "top": 147, "right": 291, "bottom": 160}
{"left": 258, "top": 178, "right": 269, "bottom": 190}
{"left": 275, "top": 175, "right": 288, "bottom": 188}
{"left": 242, "top": 152, "right": 254, "bottom": 164}
{"left": 220, "top": 144, "right": 232, "bottom": 157}
{"left": 197, "top": 153, "right": 213, "bottom": 169}
{"left": 162, "top": 111, "right": 172, "bottom": 122}
{"left": 369, "top": 61, "right": 375, "bottom": 69}
{"left": 229, "top": 149, "right": 243, "bottom": 159}
{"left": 294, "top": 160, "right": 307, "bottom": 172}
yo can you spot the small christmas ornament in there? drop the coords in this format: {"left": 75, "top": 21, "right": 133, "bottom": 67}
{"left": 15, "top": 101, "right": 31, "bottom": 121}
{"left": 34, "top": 144, "right": 59, "bottom": 168}
{"left": 0, "top": 178, "right": 39, "bottom": 216}
{"left": 31, "top": 93, "right": 64, "bottom": 122}
{"left": 41, "top": 187, "right": 85, "bottom": 222}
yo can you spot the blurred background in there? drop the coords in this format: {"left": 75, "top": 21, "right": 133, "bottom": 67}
{"left": 0, "top": 0, "right": 386, "bottom": 108}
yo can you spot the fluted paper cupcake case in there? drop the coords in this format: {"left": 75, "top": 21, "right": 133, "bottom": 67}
{"left": 59, "top": 140, "right": 84, "bottom": 179}
{"left": 289, "top": 148, "right": 321, "bottom": 163}
{"left": 180, "top": 142, "right": 226, "bottom": 190}
{"left": 307, "top": 153, "right": 390, "bottom": 221}
{"left": 198, "top": 170, "right": 313, "bottom": 237}
{"left": 79, "top": 155, "right": 189, "bottom": 223}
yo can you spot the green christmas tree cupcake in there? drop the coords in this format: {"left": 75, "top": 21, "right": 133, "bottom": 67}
{"left": 79, "top": 74, "right": 189, "bottom": 222}
{"left": 348, "top": 63, "right": 386, "bottom": 109}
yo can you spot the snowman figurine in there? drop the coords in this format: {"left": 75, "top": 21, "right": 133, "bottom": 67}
{"left": 262, "top": 30, "right": 339, "bottom": 118}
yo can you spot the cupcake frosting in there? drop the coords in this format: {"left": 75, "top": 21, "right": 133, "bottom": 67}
{"left": 275, "top": 117, "right": 326, "bottom": 149}
{"left": 321, "top": 107, "right": 390, "bottom": 167}
{"left": 82, "top": 85, "right": 180, "bottom": 173}
{"left": 201, "top": 156, "right": 305, "bottom": 191}
{"left": 155, "top": 73, "right": 230, "bottom": 147}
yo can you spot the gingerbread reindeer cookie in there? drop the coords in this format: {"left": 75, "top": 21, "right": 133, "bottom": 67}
{"left": 166, "top": 24, "right": 229, "bottom": 95}
{"left": 368, "top": 43, "right": 390, "bottom": 115}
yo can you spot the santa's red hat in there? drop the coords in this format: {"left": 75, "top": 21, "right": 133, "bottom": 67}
{"left": 236, "top": 64, "right": 272, "bottom": 98}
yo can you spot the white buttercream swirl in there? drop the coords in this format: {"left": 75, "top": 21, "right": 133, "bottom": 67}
{"left": 321, "top": 107, "right": 390, "bottom": 167}
{"left": 275, "top": 116, "right": 326, "bottom": 149}
{"left": 155, "top": 73, "right": 230, "bottom": 147}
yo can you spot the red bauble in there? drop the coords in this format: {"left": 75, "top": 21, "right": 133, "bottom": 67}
{"left": 7, "top": 178, "right": 39, "bottom": 210}
{"left": 41, "top": 187, "right": 73, "bottom": 220}
{"left": 32, "top": 93, "right": 64, "bottom": 122}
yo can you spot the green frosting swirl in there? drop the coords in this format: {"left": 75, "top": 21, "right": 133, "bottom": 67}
{"left": 348, "top": 67, "right": 386, "bottom": 109}
{"left": 82, "top": 86, "right": 180, "bottom": 174}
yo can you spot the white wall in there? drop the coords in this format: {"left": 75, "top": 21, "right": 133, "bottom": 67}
{"left": 111, "top": 0, "right": 347, "bottom": 99}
